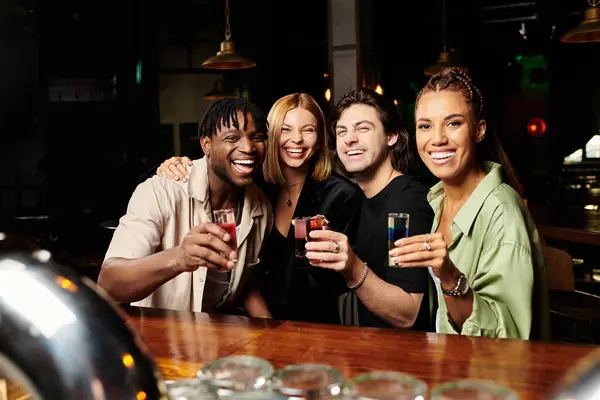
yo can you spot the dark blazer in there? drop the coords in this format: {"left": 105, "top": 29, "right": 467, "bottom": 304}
{"left": 258, "top": 172, "right": 363, "bottom": 324}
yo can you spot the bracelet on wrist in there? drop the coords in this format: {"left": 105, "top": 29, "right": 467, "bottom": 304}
{"left": 347, "top": 262, "right": 369, "bottom": 289}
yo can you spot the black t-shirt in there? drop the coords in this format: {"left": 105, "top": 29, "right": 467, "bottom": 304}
{"left": 356, "top": 175, "right": 434, "bottom": 330}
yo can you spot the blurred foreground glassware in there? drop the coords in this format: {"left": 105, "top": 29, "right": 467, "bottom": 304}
{"left": 0, "top": 252, "right": 167, "bottom": 399}
{"left": 550, "top": 347, "right": 600, "bottom": 399}
{"left": 166, "top": 378, "right": 218, "bottom": 400}
{"left": 345, "top": 371, "right": 427, "bottom": 400}
{"left": 271, "top": 364, "right": 344, "bottom": 399}
{"left": 229, "top": 390, "right": 286, "bottom": 400}
{"left": 430, "top": 380, "right": 518, "bottom": 400}
{"left": 198, "top": 355, "right": 273, "bottom": 396}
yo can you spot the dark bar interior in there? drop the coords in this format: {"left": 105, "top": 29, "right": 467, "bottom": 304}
{"left": 1, "top": 0, "right": 600, "bottom": 398}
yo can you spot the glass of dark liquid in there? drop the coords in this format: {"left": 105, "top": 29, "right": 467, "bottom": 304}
{"left": 294, "top": 215, "right": 328, "bottom": 258}
{"left": 213, "top": 208, "right": 237, "bottom": 250}
{"left": 388, "top": 213, "right": 409, "bottom": 267}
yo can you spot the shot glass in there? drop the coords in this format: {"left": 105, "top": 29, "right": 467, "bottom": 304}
{"left": 294, "top": 215, "right": 329, "bottom": 258}
{"left": 294, "top": 217, "right": 308, "bottom": 258}
{"left": 345, "top": 371, "right": 428, "bottom": 400}
{"left": 430, "top": 380, "right": 518, "bottom": 400}
{"left": 271, "top": 364, "right": 344, "bottom": 399}
{"left": 388, "top": 213, "right": 410, "bottom": 267}
{"left": 165, "top": 378, "right": 218, "bottom": 400}
{"left": 197, "top": 355, "right": 274, "bottom": 397}
{"left": 213, "top": 208, "right": 238, "bottom": 250}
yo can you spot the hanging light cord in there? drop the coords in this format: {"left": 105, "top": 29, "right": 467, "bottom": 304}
{"left": 442, "top": 0, "right": 448, "bottom": 52}
{"left": 225, "top": 0, "right": 232, "bottom": 40}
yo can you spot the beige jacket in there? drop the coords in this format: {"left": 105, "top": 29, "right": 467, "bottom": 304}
{"left": 104, "top": 157, "right": 272, "bottom": 312}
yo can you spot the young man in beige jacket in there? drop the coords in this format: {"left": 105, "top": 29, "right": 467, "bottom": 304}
{"left": 99, "top": 99, "right": 273, "bottom": 318}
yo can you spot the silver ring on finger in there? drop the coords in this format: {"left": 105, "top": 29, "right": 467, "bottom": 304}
{"left": 424, "top": 241, "right": 432, "bottom": 251}
{"left": 333, "top": 242, "right": 340, "bottom": 253}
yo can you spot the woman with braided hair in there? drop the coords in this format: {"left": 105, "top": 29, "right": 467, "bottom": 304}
{"left": 389, "top": 68, "right": 548, "bottom": 340}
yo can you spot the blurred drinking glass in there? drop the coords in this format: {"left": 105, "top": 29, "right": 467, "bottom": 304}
{"left": 345, "top": 371, "right": 427, "bottom": 400}
{"left": 430, "top": 380, "right": 518, "bottom": 400}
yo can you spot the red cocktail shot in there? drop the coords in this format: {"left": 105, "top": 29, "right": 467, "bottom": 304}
{"left": 294, "top": 215, "right": 328, "bottom": 258}
{"left": 213, "top": 208, "right": 238, "bottom": 250}
{"left": 308, "top": 215, "right": 328, "bottom": 232}
{"left": 294, "top": 217, "right": 308, "bottom": 257}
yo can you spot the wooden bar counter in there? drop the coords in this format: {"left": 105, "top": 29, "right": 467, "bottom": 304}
{"left": 123, "top": 306, "right": 598, "bottom": 399}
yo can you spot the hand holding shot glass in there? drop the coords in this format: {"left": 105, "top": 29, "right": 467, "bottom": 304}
{"left": 294, "top": 215, "right": 329, "bottom": 258}
{"left": 302, "top": 218, "right": 357, "bottom": 273}
{"left": 388, "top": 217, "right": 454, "bottom": 277}
{"left": 213, "top": 208, "right": 238, "bottom": 250}
{"left": 388, "top": 213, "right": 410, "bottom": 267}
{"left": 174, "top": 217, "right": 237, "bottom": 272}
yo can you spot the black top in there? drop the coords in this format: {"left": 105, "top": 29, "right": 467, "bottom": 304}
{"left": 355, "top": 175, "right": 434, "bottom": 330}
{"left": 259, "top": 172, "right": 362, "bottom": 324}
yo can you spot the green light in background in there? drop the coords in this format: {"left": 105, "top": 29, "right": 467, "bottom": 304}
{"left": 514, "top": 54, "right": 548, "bottom": 91}
{"left": 136, "top": 59, "right": 142, "bottom": 85}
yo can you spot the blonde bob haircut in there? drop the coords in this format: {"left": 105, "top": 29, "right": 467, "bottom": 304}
{"left": 263, "top": 93, "right": 332, "bottom": 185}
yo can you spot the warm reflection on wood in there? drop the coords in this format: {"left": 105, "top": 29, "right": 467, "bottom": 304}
{"left": 124, "top": 307, "right": 598, "bottom": 400}
{"left": 230, "top": 321, "right": 572, "bottom": 396}
{"left": 153, "top": 358, "right": 202, "bottom": 380}
{"left": 124, "top": 306, "right": 283, "bottom": 366}
{"left": 3, "top": 305, "right": 596, "bottom": 399}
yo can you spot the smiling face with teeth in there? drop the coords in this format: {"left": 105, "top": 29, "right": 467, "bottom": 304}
{"left": 415, "top": 90, "right": 486, "bottom": 184}
{"left": 277, "top": 107, "right": 318, "bottom": 170}
{"left": 335, "top": 104, "right": 397, "bottom": 176}
{"left": 201, "top": 110, "right": 266, "bottom": 188}
{"left": 263, "top": 93, "right": 332, "bottom": 186}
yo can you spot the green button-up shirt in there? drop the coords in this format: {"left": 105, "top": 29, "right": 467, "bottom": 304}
{"left": 428, "top": 162, "right": 549, "bottom": 340}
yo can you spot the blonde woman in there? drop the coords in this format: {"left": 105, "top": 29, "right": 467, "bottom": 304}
{"left": 158, "top": 93, "right": 362, "bottom": 323}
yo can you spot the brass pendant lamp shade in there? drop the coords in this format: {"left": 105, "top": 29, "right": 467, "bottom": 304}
{"left": 202, "top": 0, "right": 256, "bottom": 70}
{"left": 202, "top": 40, "right": 256, "bottom": 70}
{"left": 425, "top": 0, "right": 467, "bottom": 76}
{"left": 424, "top": 51, "right": 468, "bottom": 76}
{"left": 203, "top": 80, "right": 238, "bottom": 100}
{"left": 561, "top": 0, "right": 600, "bottom": 43}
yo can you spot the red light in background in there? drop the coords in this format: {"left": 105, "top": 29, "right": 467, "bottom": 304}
{"left": 527, "top": 117, "right": 547, "bottom": 137}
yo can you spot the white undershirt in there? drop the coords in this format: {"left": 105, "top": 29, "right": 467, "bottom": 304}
{"left": 429, "top": 267, "right": 441, "bottom": 333}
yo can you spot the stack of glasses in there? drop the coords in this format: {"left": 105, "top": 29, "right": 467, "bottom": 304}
{"left": 164, "top": 355, "right": 518, "bottom": 399}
